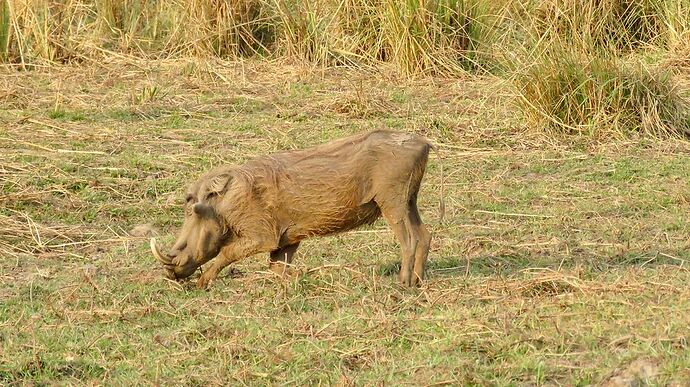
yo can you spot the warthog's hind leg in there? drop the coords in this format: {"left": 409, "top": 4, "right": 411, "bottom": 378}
{"left": 380, "top": 197, "right": 431, "bottom": 287}
{"left": 409, "top": 201, "right": 431, "bottom": 286}
{"left": 379, "top": 204, "right": 415, "bottom": 286}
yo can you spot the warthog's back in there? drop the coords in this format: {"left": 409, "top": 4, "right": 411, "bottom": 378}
{"left": 239, "top": 130, "right": 432, "bottom": 243}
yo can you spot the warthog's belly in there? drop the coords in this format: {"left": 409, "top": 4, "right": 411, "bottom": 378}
{"left": 284, "top": 200, "right": 381, "bottom": 243}
{"left": 335, "top": 200, "right": 382, "bottom": 232}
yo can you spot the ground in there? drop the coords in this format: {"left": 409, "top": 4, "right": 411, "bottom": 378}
{"left": 1, "top": 59, "right": 689, "bottom": 385}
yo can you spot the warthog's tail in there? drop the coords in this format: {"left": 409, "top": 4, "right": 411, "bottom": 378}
{"left": 429, "top": 143, "right": 445, "bottom": 224}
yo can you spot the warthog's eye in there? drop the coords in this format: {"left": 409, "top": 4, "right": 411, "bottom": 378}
{"left": 185, "top": 194, "right": 194, "bottom": 204}
{"left": 204, "top": 191, "right": 218, "bottom": 201}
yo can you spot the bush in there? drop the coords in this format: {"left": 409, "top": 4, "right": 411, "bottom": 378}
{"left": 515, "top": 46, "right": 690, "bottom": 138}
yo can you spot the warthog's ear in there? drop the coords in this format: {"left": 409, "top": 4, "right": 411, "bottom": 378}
{"left": 205, "top": 173, "right": 233, "bottom": 200}
{"left": 193, "top": 202, "right": 214, "bottom": 218}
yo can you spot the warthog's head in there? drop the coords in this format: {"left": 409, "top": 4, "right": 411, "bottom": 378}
{"left": 151, "top": 169, "right": 233, "bottom": 280}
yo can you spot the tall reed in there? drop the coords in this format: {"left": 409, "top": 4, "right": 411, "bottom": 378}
{"left": 0, "top": 0, "right": 9, "bottom": 61}
{"left": 3, "top": 0, "right": 500, "bottom": 75}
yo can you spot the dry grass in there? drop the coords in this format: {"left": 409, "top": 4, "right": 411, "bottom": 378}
{"left": 3, "top": 0, "right": 690, "bottom": 139}
{"left": 514, "top": 46, "right": 690, "bottom": 138}
{"left": 1, "top": 0, "right": 501, "bottom": 75}
{"left": 503, "top": 0, "right": 690, "bottom": 139}
{"left": 1, "top": 59, "right": 690, "bottom": 384}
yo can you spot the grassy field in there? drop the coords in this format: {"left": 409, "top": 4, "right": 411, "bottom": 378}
{"left": 1, "top": 58, "right": 689, "bottom": 385}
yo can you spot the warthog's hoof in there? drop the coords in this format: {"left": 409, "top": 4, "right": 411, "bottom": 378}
{"left": 196, "top": 271, "right": 215, "bottom": 289}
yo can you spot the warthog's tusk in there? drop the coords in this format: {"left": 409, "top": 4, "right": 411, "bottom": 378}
{"left": 150, "top": 238, "right": 172, "bottom": 265}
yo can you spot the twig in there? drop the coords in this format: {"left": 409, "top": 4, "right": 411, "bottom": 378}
{"left": 475, "top": 209, "right": 554, "bottom": 218}
{"left": 0, "top": 137, "right": 107, "bottom": 155}
{"left": 24, "top": 118, "right": 81, "bottom": 135}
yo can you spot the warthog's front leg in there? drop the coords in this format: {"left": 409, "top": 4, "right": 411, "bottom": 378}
{"left": 196, "top": 239, "right": 261, "bottom": 289}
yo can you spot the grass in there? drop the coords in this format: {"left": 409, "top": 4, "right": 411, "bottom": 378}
{"left": 1, "top": 59, "right": 690, "bottom": 384}
{"left": 4, "top": 1, "right": 690, "bottom": 138}
{"left": 503, "top": 0, "right": 690, "bottom": 139}
{"left": 515, "top": 46, "right": 690, "bottom": 138}
{"left": 2, "top": 0, "right": 498, "bottom": 74}
{"left": 527, "top": 0, "right": 690, "bottom": 52}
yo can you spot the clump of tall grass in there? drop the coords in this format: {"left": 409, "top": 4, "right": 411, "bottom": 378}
{"left": 273, "top": 0, "right": 348, "bottom": 66}
{"left": 527, "top": 0, "right": 690, "bottom": 52}
{"left": 2, "top": 0, "right": 274, "bottom": 63}
{"left": 1, "top": 0, "right": 502, "bottom": 75}
{"left": 515, "top": 45, "right": 690, "bottom": 138}
{"left": 273, "top": 0, "right": 502, "bottom": 74}
{"left": 379, "top": 0, "right": 495, "bottom": 74}
{"left": 510, "top": 0, "right": 690, "bottom": 138}
{"left": 168, "top": 0, "right": 274, "bottom": 57}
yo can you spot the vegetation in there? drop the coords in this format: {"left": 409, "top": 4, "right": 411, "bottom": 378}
{"left": 2, "top": 0, "right": 498, "bottom": 71}
{"left": 1, "top": 0, "right": 690, "bottom": 384}
{"left": 3, "top": 0, "right": 689, "bottom": 137}
{"left": 515, "top": 46, "right": 689, "bottom": 138}
{"left": 511, "top": 0, "right": 690, "bottom": 137}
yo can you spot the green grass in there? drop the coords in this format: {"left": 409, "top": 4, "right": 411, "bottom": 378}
{"left": 1, "top": 61, "right": 690, "bottom": 384}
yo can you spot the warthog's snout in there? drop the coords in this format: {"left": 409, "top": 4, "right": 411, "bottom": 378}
{"left": 151, "top": 238, "right": 198, "bottom": 280}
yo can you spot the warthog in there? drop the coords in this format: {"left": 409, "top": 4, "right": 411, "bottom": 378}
{"left": 152, "top": 130, "right": 441, "bottom": 288}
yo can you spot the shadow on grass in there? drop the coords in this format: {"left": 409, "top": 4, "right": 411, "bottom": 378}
{"left": 378, "top": 249, "right": 688, "bottom": 279}
{"left": 1, "top": 358, "right": 105, "bottom": 384}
